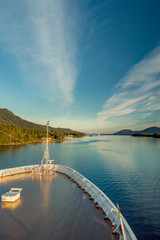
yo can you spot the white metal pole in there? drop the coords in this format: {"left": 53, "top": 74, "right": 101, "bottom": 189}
{"left": 46, "top": 124, "right": 48, "bottom": 166}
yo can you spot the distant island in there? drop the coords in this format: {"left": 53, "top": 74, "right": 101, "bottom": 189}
{"left": 0, "top": 108, "right": 86, "bottom": 145}
{"left": 113, "top": 127, "right": 160, "bottom": 138}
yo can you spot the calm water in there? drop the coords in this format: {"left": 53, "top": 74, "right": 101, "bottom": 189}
{"left": 0, "top": 135, "right": 160, "bottom": 240}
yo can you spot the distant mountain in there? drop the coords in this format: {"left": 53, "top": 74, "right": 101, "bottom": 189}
{"left": 114, "top": 126, "right": 160, "bottom": 136}
{"left": 135, "top": 127, "right": 160, "bottom": 134}
{"left": 0, "top": 108, "right": 86, "bottom": 139}
{"left": 113, "top": 129, "right": 133, "bottom": 135}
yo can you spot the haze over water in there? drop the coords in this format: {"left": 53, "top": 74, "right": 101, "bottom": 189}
{"left": 0, "top": 135, "right": 160, "bottom": 240}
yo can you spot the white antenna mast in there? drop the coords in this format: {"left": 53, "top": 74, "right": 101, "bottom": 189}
{"left": 41, "top": 120, "right": 50, "bottom": 167}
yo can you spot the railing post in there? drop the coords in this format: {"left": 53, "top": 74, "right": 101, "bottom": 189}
{"left": 117, "top": 203, "right": 127, "bottom": 240}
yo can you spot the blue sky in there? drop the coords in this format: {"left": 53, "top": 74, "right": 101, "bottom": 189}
{"left": 0, "top": 0, "right": 160, "bottom": 133}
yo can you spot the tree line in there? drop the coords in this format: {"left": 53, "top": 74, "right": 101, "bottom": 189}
{"left": 0, "top": 122, "right": 85, "bottom": 145}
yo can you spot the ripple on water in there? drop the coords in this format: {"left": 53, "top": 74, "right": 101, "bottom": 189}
{"left": 0, "top": 135, "right": 160, "bottom": 240}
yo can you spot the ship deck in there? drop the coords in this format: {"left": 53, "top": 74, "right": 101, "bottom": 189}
{"left": 0, "top": 172, "right": 116, "bottom": 240}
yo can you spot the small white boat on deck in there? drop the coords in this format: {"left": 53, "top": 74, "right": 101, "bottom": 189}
{"left": 1, "top": 188, "right": 22, "bottom": 203}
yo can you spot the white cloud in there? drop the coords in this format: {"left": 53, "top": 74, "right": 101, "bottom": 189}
{"left": 0, "top": 0, "right": 77, "bottom": 105}
{"left": 48, "top": 43, "right": 160, "bottom": 133}
{"left": 141, "top": 113, "right": 152, "bottom": 118}
{"left": 98, "top": 45, "right": 160, "bottom": 121}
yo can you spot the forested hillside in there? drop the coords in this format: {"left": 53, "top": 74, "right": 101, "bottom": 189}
{"left": 0, "top": 122, "right": 46, "bottom": 145}
{"left": 0, "top": 108, "right": 53, "bottom": 130}
{"left": 0, "top": 108, "right": 86, "bottom": 145}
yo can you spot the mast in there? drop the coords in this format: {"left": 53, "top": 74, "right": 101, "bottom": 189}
{"left": 41, "top": 121, "right": 50, "bottom": 167}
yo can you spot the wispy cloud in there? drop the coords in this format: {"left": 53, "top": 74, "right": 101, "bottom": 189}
{"left": 0, "top": 0, "right": 77, "bottom": 105}
{"left": 141, "top": 112, "right": 152, "bottom": 118}
{"left": 98, "top": 45, "right": 160, "bottom": 121}
{"left": 52, "top": 45, "right": 160, "bottom": 133}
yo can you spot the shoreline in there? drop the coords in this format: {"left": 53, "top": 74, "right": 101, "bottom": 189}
{"left": 0, "top": 138, "right": 60, "bottom": 146}
{"left": 0, "top": 135, "right": 86, "bottom": 146}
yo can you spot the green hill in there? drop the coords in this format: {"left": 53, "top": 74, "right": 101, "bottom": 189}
{"left": 0, "top": 108, "right": 50, "bottom": 130}
{"left": 0, "top": 108, "right": 86, "bottom": 145}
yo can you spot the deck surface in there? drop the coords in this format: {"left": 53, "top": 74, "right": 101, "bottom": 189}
{"left": 0, "top": 172, "right": 116, "bottom": 240}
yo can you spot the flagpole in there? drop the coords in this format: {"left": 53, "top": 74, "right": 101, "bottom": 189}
{"left": 47, "top": 123, "right": 48, "bottom": 166}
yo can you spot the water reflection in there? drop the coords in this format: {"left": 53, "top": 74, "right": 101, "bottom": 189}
{"left": 39, "top": 173, "right": 58, "bottom": 209}
{"left": 0, "top": 145, "right": 23, "bottom": 154}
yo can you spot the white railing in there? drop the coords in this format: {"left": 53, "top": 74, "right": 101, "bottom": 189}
{"left": 0, "top": 165, "right": 39, "bottom": 177}
{"left": 54, "top": 164, "right": 137, "bottom": 240}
